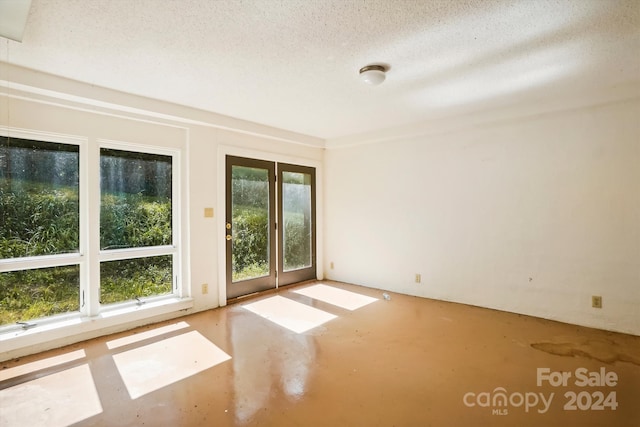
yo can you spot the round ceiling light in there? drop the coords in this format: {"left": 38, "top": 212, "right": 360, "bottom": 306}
{"left": 359, "top": 64, "right": 387, "bottom": 86}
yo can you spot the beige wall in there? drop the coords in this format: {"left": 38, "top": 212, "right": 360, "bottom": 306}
{"left": 324, "top": 98, "right": 640, "bottom": 335}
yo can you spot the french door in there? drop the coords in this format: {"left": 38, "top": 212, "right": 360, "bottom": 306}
{"left": 225, "top": 156, "right": 316, "bottom": 299}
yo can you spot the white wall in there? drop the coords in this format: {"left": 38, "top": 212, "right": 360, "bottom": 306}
{"left": 0, "top": 63, "right": 324, "bottom": 359}
{"left": 324, "top": 98, "right": 640, "bottom": 336}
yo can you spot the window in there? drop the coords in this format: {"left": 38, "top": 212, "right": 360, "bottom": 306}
{"left": 0, "top": 134, "right": 181, "bottom": 328}
{"left": 0, "top": 137, "right": 79, "bottom": 258}
{"left": 0, "top": 136, "right": 81, "bottom": 324}
{"left": 99, "top": 147, "right": 175, "bottom": 305}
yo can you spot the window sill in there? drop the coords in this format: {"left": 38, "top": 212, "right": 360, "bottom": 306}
{"left": 0, "top": 297, "right": 194, "bottom": 362}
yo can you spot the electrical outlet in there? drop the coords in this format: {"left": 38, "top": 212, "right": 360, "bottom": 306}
{"left": 415, "top": 273, "right": 421, "bottom": 283}
{"left": 330, "top": 262, "right": 334, "bottom": 269}
{"left": 592, "top": 295, "right": 602, "bottom": 309}
{"left": 202, "top": 283, "right": 209, "bottom": 294}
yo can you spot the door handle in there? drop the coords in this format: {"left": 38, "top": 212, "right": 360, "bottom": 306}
{"left": 226, "top": 234, "right": 232, "bottom": 241}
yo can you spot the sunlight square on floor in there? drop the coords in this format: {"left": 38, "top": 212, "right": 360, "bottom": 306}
{"left": 112, "top": 330, "right": 231, "bottom": 399}
{"left": 106, "top": 321, "right": 190, "bottom": 350}
{"left": 242, "top": 295, "right": 337, "bottom": 333}
{"left": 293, "top": 284, "right": 378, "bottom": 311}
{"left": 0, "top": 364, "right": 102, "bottom": 427}
{"left": 0, "top": 349, "right": 86, "bottom": 382}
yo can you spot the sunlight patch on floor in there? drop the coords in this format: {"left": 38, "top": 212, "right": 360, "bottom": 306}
{"left": 293, "top": 284, "right": 378, "bottom": 311}
{"left": 242, "top": 295, "right": 337, "bottom": 333}
{"left": 112, "top": 330, "right": 231, "bottom": 399}
{"left": 0, "top": 364, "right": 102, "bottom": 427}
{"left": 0, "top": 349, "right": 86, "bottom": 382}
{"left": 106, "top": 321, "right": 190, "bottom": 350}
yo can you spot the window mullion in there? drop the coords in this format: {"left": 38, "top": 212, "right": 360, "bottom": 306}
{"left": 86, "top": 139, "right": 101, "bottom": 317}
{"left": 172, "top": 151, "right": 181, "bottom": 298}
{"left": 0, "top": 254, "right": 82, "bottom": 273}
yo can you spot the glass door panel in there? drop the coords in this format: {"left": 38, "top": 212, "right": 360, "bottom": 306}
{"left": 278, "top": 164, "right": 316, "bottom": 286}
{"left": 282, "top": 171, "right": 312, "bottom": 271}
{"left": 226, "top": 156, "right": 276, "bottom": 299}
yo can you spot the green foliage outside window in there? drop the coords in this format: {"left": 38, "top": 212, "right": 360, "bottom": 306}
{"left": 0, "top": 138, "right": 174, "bottom": 325}
{"left": 231, "top": 206, "right": 310, "bottom": 281}
{"left": 100, "top": 256, "right": 172, "bottom": 305}
{"left": 230, "top": 168, "right": 312, "bottom": 281}
{"left": 0, "top": 182, "right": 79, "bottom": 258}
{"left": 0, "top": 265, "right": 79, "bottom": 325}
{"left": 0, "top": 183, "right": 172, "bottom": 324}
{"left": 232, "top": 205, "right": 269, "bottom": 281}
{"left": 100, "top": 193, "right": 172, "bottom": 250}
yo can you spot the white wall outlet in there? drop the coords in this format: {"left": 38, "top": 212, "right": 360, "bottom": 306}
{"left": 415, "top": 273, "right": 421, "bottom": 283}
{"left": 330, "top": 261, "right": 334, "bottom": 269}
{"left": 202, "top": 283, "right": 209, "bottom": 294}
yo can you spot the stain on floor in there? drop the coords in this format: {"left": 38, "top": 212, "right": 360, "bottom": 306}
{"left": 531, "top": 338, "right": 640, "bottom": 366}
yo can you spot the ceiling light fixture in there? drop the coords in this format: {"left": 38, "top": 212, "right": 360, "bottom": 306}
{"left": 359, "top": 64, "right": 387, "bottom": 86}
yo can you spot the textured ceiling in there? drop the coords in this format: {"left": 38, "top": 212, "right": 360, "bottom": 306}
{"left": 1, "top": 0, "right": 639, "bottom": 141}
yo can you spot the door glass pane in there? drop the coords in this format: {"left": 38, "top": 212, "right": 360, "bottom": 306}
{"left": 282, "top": 171, "right": 312, "bottom": 272}
{"left": 231, "top": 165, "right": 270, "bottom": 282}
{"left": 100, "top": 255, "right": 172, "bottom": 305}
{"left": 100, "top": 148, "right": 172, "bottom": 250}
{"left": 0, "top": 265, "right": 80, "bottom": 325}
{"left": 0, "top": 137, "right": 79, "bottom": 258}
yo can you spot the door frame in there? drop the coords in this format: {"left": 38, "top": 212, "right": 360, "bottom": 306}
{"left": 217, "top": 145, "right": 323, "bottom": 305}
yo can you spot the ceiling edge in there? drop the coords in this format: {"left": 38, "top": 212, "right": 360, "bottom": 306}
{"left": 325, "top": 81, "right": 640, "bottom": 149}
{"left": 0, "top": 62, "right": 325, "bottom": 148}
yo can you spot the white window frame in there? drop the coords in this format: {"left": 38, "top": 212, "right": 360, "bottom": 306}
{"left": 95, "top": 139, "right": 182, "bottom": 315}
{"left": 0, "top": 129, "right": 185, "bottom": 334}
{"left": 0, "top": 129, "right": 86, "bottom": 327}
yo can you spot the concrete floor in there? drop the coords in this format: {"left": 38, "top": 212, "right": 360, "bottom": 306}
{"left": 1, "top": 281, "right": 639, "bottom": 426}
